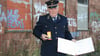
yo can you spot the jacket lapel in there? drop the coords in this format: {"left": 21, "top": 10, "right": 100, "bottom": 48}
{"left": 56, "top": 14, "right": 62, "bottom": 24}
{"left": 46, "top": 14, "right": 54, "bottom": 24}
{"left": 46, "top": 14, "right": 62, "bottom": 25}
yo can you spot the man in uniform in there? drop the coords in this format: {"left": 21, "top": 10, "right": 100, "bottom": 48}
{"left": 33, "top": 0, "right": 76, "bottom": 56}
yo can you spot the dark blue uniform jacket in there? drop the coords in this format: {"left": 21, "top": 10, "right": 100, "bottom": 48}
{"left": 33, "top": 14, "right": 73, "bottom": 56}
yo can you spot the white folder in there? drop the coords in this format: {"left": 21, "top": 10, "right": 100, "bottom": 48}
{"left": 57, "top": 37, "right": 95, "bottom": 55}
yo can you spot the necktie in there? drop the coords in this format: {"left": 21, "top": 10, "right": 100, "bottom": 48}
{"left": 53, "top": 17, "right": 57, "bottom": 23}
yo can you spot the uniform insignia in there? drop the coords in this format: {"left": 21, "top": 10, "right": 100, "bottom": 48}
{"left": 64, "top": 26, "right": 65, "bottom": 28}
{"left": 45, "top": 25, "right": 47, "bottom": 28}
{"left": 58, "top": 16, "right": 61, "bottom": 20}
{"left": 47, "top": 15, "right": 50, "bottom": 19}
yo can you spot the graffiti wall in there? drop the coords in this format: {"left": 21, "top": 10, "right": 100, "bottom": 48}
{"left": 0, "top": 23, "right": 2, "bottom": 33}
{"left": 0, "top": 0, "right": 33, "bottom": 31}
{"left": 66, "top": 0, "right": 89, "bottom": 39}
{"left": 33, "top": 0, "right": 65, "bottom": 23}
{"left": 0, "top": 0, "right": 100, "bottom": 56}
{"left": 0, "top": 4, "right": 7, "bottom": 22}
{"left": 58, "top": 1, "right": 65, "bottom": 15}
{"left": 0, "top": 0, "right": 7, "bottom": 33}
{"left": 33, "top": 0, "right": 48, "bottom": 22}
{"left": 68, "top": 18, "right": 77, "bottom": 27}
{"left": 90, "top": 11, "right": 100, "bottom": 33}
{"left": 7, "top": 0, "right": 32, "bottom": 31}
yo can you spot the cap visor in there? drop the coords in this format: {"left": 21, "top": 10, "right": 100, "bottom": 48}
{"left": 48, "top": 6, "right": 57, "bottom": 8}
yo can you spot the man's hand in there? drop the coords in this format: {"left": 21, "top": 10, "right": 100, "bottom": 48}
{"left": 72, "top": 39, "right": 76, "bottom": 42}
{"left": 72, "top": 39, "right": 78, "bottom": 56}
{"left": 41, "top": 34, "right": 48, "bottom": 41}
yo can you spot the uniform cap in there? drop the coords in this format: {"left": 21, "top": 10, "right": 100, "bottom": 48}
{"left": 45, "top": 0, "right": 59, "bottom": 8}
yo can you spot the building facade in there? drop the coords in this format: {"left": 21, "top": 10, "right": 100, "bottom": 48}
{"left": 0, "top": 0, "right": 100, "bottom": 56}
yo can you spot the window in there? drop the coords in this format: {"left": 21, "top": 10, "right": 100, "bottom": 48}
{"left": 78, "top": 0, "right": 88, "bottom": 4}
{"left": 77, "top": 0, "right": 88, "bottom": 30}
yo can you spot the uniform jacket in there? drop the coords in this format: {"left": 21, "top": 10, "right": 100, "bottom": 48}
{"left": 33, "top": 14, "right": 73, "bottom": 56}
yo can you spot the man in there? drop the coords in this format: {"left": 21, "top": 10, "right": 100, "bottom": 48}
{"left": 33, "top": 0, "right": 76, "bottom": 56}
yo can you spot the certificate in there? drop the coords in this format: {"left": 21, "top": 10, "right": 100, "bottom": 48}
{"left": 57, "top": 37, "right": 95, "bottom": 55}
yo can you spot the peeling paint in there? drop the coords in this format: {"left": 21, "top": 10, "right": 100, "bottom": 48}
{"left": 7, "top": 9, "right": 24, "bottom": 28}
{"left": 10, "top": 0, "right": 29, "bottom": 4}
{"left": 68, "top": 18, "right": 77, "bottom": 27}
{"left": 0, "top": 4, "right": 7, "bottom": 22}
{"left": 34, "top": 2, "right": 48, "bottom": 21}
{"left": 0, "top": 23, "right": 2, "bottom": 32}
{"left": 90, "top": 12, "right": 100, "bottom": 32}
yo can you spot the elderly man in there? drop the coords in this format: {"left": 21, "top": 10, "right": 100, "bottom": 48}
{"left": 33, "top": 0, "right": 76, "bottom": 56}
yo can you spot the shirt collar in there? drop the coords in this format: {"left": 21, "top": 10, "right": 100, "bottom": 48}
{"left": 52, "top": 15, "right": 57, "bottom": 19}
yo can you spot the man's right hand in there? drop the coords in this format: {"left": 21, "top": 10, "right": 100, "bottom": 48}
{"left": 41, "top": 34, "right": 48, "bottom": 41}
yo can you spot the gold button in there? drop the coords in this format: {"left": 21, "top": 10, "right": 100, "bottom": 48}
{"left": 45, "top": 25, "right": 47, "bottom": 28}
{"left": 55, "top": 32, "right": 57, "bottom": 34}
{"left": 56, "top": 37, "right": 58, "bottom": 39}
{"left": 55, "top": 27, "right": 57, "bottom": 29}
{"left": 64, "top": 26, "right": 65, "bottom": 28}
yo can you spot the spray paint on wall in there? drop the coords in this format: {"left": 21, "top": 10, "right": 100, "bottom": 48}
{"left": 90, "top": 12, "right": 100, "bottom": 32}
{"left": 7, "top": 9, "right": 24, "bottom": 29}
{"left": 0, "top": 4, "right": 7, "bottom": 33}
{"left": 0, "top": 4, "right": 7, "bottom": 22}
{"left": 0, "top": 4, "right": 1, "bottom": 15}
{"left": 68, "top": 18, "right": 77, "bottom": 27}
{"left": 0, "top": 23, "right": 2, "bottom": 32}
{"left": 34, "top": 2, "right": 48, "bottom": 21}
{"left": 10, "top": 0, "right": 29, "bottom": 4}
{"left": 91, "top": 21, "right": 100, "bottom": 32}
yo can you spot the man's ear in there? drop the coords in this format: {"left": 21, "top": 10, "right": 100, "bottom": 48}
{"left": 57, "top": 6, "right": 59, "bottom": 10}
{"left": 47, "top": 8, "right": 50, "bottom": 12}
{"left": 47, "top": 8, "right": 49, "bottom": 11}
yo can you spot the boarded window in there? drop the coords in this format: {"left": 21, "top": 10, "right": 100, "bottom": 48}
{"left": 77, "top": 0, "right": 88, "bottom": 30}
{"left": 78, "top": 0, "right": 88, "bottom": 4}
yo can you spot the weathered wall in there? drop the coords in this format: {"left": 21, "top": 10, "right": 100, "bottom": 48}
{"left": 89, "top": 0, "right": 100, "bottom": 34}
{"left": 7, "top": 0, "right": 32, "bottom": 30}
{"left": 66, "top": 0, "right": 89, "bottom": 41}
{"left": 0, "top": 0, "right": 7, "bottom": 34}
{"left": 88, "top": 0, "right": 100, "bottom": 55}
{"left": 66, "top": 0, "right": 79, "bottom": 38}
{"left": 66, "top": 0, "right": 100, "bottom": 56}
{"left": 0, "top": 0, "right": 35, "bottom": 56}
{"left": 0, "top": 0, "right": 100, "bottom": 56}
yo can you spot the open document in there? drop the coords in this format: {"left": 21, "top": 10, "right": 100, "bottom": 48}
{"left": 57, "top": 37, "right": 95, "bottom": 55}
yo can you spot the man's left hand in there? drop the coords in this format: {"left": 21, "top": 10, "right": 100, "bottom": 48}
{"left": 72, "top": 39, "right": 76, "bottom": 42}
{"left": 72, "top": 39, "right": 78, "bottom": 56}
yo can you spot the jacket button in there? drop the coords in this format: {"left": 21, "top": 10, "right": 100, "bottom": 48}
{"left": 64, "top": 26, "right": 65, "bottom": 28}
{"left": 55, "top": 27, "right": 57, "bottom": 29}
{"left": 45, "top": 25, "right": 47, "bottom": 28}
{"left": 56, "top": 37, "right": 58, "bottom": 39}
{"left": 55, "top": 32, "right": 57, "bottom": 34}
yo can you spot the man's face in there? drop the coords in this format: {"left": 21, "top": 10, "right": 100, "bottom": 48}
{"left": 48, "top": 7, "right": 58, "bottom": 17}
